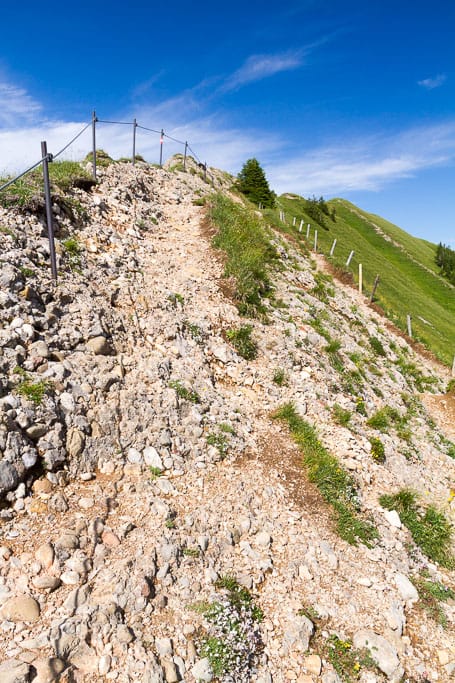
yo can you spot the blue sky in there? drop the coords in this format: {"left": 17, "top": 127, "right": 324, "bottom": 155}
{"left": 1, "top": 0, "right": 455, "bottom": 245}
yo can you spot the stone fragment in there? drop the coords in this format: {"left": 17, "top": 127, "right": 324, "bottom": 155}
{"left": 116, "top": 624, "right": 134, "bottom": 644}
{"left": 353, "top": 630, "right": 401, "bottom": 678}
{"left": 304, "top": 654, "right": 322, "bottom": 675}
{"left": 32, "top": 657, "right": 66, "bottom": 682}
{"left": 0, "top": 461, "right": 19, "bottom": 496}
{"left": 66, "top": 428, "right": 85, "bottom": 458}
{"left": 32, "top": 575, "right": 61, "bottom": 591}
{"left": 32, "top": 478, "right": 53, "bottom": 495}
{"left": 394, "top": 573, "right": 418, "bottom": 603}
{"left": 101, "top": 530, "right": 121, "bottom": 547}
{"left": 143, "top": 446, "right": 164, "bottom": 470}
{"left": 384, "top": 509, "right": 402, "bottom": 528}
{"left": 86, "top": 336, "right": 113, "bottom": 355}
{"left": 255, "top": 531, "right": 272, "bottom": 547}
{"left": 0, "top": 659, "right": 31, "bottom": 683}
{"left": 0, "top": 594, "right": 40, "bottom": 622}
{"left": 161, "top": 659, "right": 178, "bottom": 683}
{"left": 191, "top": 658, "right": 213, "bottom": 682}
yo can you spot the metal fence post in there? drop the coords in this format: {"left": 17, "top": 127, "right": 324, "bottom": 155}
{"left": 159, "top": 129, "right": 164, "bottom": 167}
{"left": 132, "top": 118, "right": 137, "bottom": 165}
{"left": 183, "top": 142, "right": 188, "bottom": 171}
{"left": 204, "top": 161, "right": 207, "bottom": 181}
{"left": 92, "top": 110, "right": 97, "bottom": 180}
{"left": 369, "top": 275, "right": 380, "bottom": 303}
{"left": 41, "top": 141, "right": 58, "bottom": 282}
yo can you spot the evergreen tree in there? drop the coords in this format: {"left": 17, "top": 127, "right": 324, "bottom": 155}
{"left": 237, "top": 158, "right": 275, "bottom": 207}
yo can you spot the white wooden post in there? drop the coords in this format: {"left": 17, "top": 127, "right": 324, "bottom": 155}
{"left": 299, "top": 219, "right": 304, "bottom": 232}
{"left": 306, "top": 223, "right": 310, "bottom": 238}
{"left": 358, "top": 264, "right": 363, "bottom": 295}
{"left": 329, "top": 238, "right": 337, "bottom": 256}
{"left": 346, "top": 250, "right": 354, "bottom": 267}
{"left": 314, "top": 230, "right": 318, "bottom": 252}
{"left": 407, "top": 315, "right": 412, "bottom": 338}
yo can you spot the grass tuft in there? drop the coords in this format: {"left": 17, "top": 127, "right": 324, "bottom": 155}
{"left": 208, "top": 193, "right": 277, "bottom": 316}
{"left": 272, "top": 403, "right": 378, "bottom": 546}
{"left": 379, "top": 489, "right": 454, "bottom": 568}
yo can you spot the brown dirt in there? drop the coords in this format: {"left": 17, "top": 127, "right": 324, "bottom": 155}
{"left": 421, "top": 393, "right": 455, "bottom": 441}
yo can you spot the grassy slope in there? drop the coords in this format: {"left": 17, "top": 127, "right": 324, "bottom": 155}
{"left": 263, "top": 196, "right": 454, "bottom": 366}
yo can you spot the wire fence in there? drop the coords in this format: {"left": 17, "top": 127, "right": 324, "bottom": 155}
{"left": 0, "top": 110, "right": 215, "bottom": 280}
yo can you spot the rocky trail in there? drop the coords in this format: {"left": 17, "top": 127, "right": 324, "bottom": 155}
{"left": 0, "top": 160, "right": 454, "bottom": 683}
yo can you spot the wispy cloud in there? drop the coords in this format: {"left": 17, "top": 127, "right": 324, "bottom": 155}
{"left": 221, "top": 49, "right": 304, "bottom": 92}
{"left": 267, "top": 121, "right": 455, "bottom": 195}
{"left": 418, "top": 74, "right": 446, "bottom": 90}
{"left": 0, "top": 81, "right": 42, "bottom": 127}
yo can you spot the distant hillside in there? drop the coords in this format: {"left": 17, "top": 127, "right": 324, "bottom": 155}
{"left": 263, "top": 195, "right": 454, "bottom": 366}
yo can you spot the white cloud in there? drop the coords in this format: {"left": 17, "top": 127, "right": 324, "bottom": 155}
{"left": 418, "top": 74, "right": 446, "bottom": 89}
{"left": 267, "top": 122, "right": 455, "bottom": 196}
{"left": 0, "top": 82, "right": 42, "bottom": 127}
{"left": 222, "top": 50, "right": 304, "bottom": 92}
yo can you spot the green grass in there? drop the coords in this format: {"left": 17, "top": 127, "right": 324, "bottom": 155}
{"left": 168, "top": 379, "right": 200, "bottom": 403}
{"left": 273, "top": 403, "right": 378, "bottom": 546}
{"left": 369, "top": 437, "right": 385, "bottom": 464}
{"left": 325, "top": 634, "right": 378, "bottom": 682}
{"left": 225, "top": 325, "right": 258, "bottom": 360}
{"left": 1, "top": 160, "right": 92, "bottom": 209}
{"left": 265, "top": 195, "right": 454, "bottom": 365}
{"left": 208, "top": 193, "right": 277, "bottom": 316}
{"left": 272, "top": 367, "right": 288, "bottom": 386}
{"left": 16, "top": 376, "right": 52, "bottom": 405}
{"left": 412, "top": 575, "right": 455, "bottom": 628}
{"left": 332, "top": 404, "right": 352, "bottom": 427}
{"left": 379, "top": 489, "right": 454, "bottom": 568}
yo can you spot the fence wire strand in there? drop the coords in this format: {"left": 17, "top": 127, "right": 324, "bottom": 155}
{"left": 0, "top": 156, "right": 48, "bottom": 193}
{"left": 163, "top": 132, "right": 186, "bottom": 145}
{"left": 137, "top": 124, "right": 161, "bottom": 135}
{"left": 53, "top": 121, "right": 92, "bottom": 160}
{"left": 97, "top": 118, "right": 133, "bottom": 125}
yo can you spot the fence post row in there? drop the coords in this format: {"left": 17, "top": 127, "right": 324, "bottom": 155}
{"left": 91, "top": 111, "right": 97, "bottom": 180}
{"left": 41, "top": 141, "right": 58, "bottom": 282}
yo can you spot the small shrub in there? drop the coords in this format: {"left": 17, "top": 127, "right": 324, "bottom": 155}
{"left": 325, "top": 634, "right": 378, "bottom": 681}
{"left": 379, "top": 489, "right": 454, "bottom": 568}
{"left": 366, "top": 406, "right": 400, "bottom": 432}
{"left": 412, "top": 575, "right": 455, "bottom": 628}
{"left": 191, "top": 575, "right": 263, "bottom": 679}
{"left": 16, "top": 377, "right": 52, "bottom": 405}
{"left": 183, "top": 320, "right": 204, "bottom": 343}
{"left": 273, "top": 368, "right": 288, "bottom": 386}
{"left": 447, "top": 379, "right": 455, "bottom": 395}
{"left": 168, "top": 292, "right": 184, "bottom": 307}
{"left": 149, "top": 466, "right": 162, "bottom": 479}
{"left": 207, "top": 433, "right": 229, "bottom": 458}
{"left": 226, "top": 325, "right": 258, "bottom": 360}
{"left": 324, "top": 340, "right": 341, "bottom": 354}
{"left": 62, "top": 236, "right": 82, "bottom": 271}
{"left": 192, "top": 197, "right": 206, "bottom": 206}
{"left": 369, "top": 437, "right": 385, "bottom": 463}
{"left": 332, "top": 404, "right": 352, "bottom": 427}
{"left": 183, "top": 547, "right": 200, "bottom": 558}
{"left": 369, "top": 336, "right": 387, "bottom": 356}
{"left": 19, "top": 266, "right": 36, "bottom": 278}
{"left": 168, "top": 379, "right": 200, "bottom": 403}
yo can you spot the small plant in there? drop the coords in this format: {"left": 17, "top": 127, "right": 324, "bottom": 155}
{"left": 183, "top": 320, "right": 204, "bottom": 343}
{"left": 183, "top": 547, "right": 200, "bottom": 558}
{"left": 16, "top": 376, "right": 52, "bottom": 405}
{"left": 192, "top": 197, "right": 206, "bottom": 206}
{"left": 369, "top": 336, "right": 387, "bottom": 356}
{"left": 272, "top": 367, "right": 288, "bottom": 386}
{"left": 149, "top": 466, "right": 163, "bottom": 479}
{"left": 412, "top": 575, "right": 455, "bottom": 628}
{"left": 62, "top": 236, "right": 82, "bottom": 271}
{"left": 219, "top": 422, "right": 235, "bottom": 435}
{"left": 191, "top": 575, "right": 263, "bottom": 679}
{"left": 355, "top": 396, "right": 367, "bottom": 416}
{"left": 325, "top": 634, "right": 378, "bottom": 682}
{"left": 168, "top": 292, "right": 184, "bottom": 307}
{"left": 19, "top": 266, "right": 36, "bottom": 278}
{"left": 446, "top": 379, "right": 455, "bottom": 394}
{"left": 324, "top": 340, "right": 341, "bottom": 354}
{"left": 332, "top": 404, "right": 352, "bottom": 427}
{"left": 226, "top": 325, "right": 258, "bottom": 360}
{"left": 207, "top": 432, "right": 229, "bottom": 457}
{"left": 0, "top": 225, "right": 17, "bottom": 238}
{"left": 273, "top": 403, "right": 378, "bottom": 546}
{"left": 366, "top": 406, "right": 400, "bottom": 432}
{"left": 369, "top": 437, "right": 385, "bottom": 463}
{"left": 379, "top": 489, "right": 454, "bottom": 568}
{"left": 165, "top": 518, "right": 176, "bottom": 529}
{"left": 297, "top": 604, "right": 320, "bottom": 622}
{"left": 168, "top": 379, "right": 200, "bottom": 403}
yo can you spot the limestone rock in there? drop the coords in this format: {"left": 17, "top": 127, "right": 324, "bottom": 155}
{"left": 0, "top": 595, "right": 40, "bottom": 622}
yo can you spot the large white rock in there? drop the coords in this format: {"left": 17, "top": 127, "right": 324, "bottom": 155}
{"left": 395, "top": 573, "right": 418, "bottom": 603}
{"left": 353, "top": 630, "right": 402, "bottom": 679}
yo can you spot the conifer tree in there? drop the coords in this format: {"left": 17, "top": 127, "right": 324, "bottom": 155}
{"left": 237, "top": 158, "right": 275, "bottom": 207}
